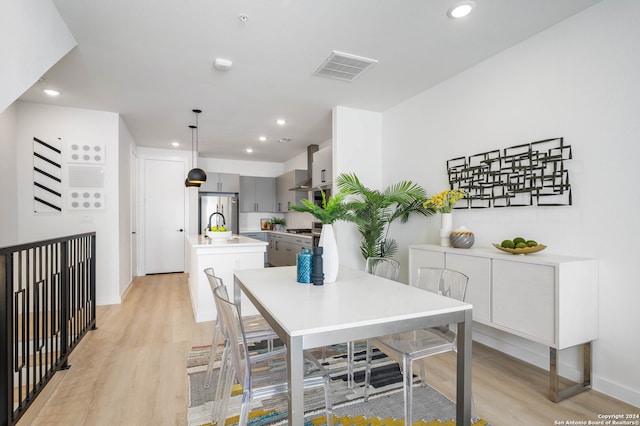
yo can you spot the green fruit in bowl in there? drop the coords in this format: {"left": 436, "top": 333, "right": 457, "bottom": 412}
{"left": 516, "top": 242, "right": 527, "bottom": 248}
{"left": 219, "top": 226, "right": 227, "bottom": 232}
{"left": 526, "top": 240, "right": 538, "bottom": 247}
{"left": 501, "top": 240, "right": 515, "bottom": 248}
{"left": 513, "top": 237, "right": 526, "bottom": 245}
{"left": 211, "top": 226, "right": 218, "bottom": 231}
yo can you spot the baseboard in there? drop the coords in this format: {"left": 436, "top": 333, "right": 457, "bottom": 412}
{"left": 593, "top": 375, "right": 640, "bottom": 408}
{"left": 472, "top": 324, "right": 640, "bottom": 407}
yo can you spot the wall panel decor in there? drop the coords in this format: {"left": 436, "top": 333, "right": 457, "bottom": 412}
{"left": 447, "top": 137, "right": 572, "bottom": 208}
{"left": 33, "top": 138, "right": 107, "bottom": 213}
{"left": 33, "top": 137, "right": 62, "bottom": 212}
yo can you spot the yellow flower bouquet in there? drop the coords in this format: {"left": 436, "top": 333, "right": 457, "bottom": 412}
{"left": 424, "top": 189, "right": 465, "bottom": 213}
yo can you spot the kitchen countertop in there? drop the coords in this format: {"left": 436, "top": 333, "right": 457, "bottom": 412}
{"left": 188, "top": 234, "right": 268, "bottom": 248}
{"left": 241, "top": 230, "right": 315, "bottom": 239}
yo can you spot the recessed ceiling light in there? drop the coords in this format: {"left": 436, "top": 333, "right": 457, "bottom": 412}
{"left": 276, "top": 119, "right": 287, "bottom": 126}
{"left": 44, "top": 89, "right": 60, "bottom": 96}
{"left": 448, "top": 1, "right": 476, "bottom": 18}
{"left": 258, "top": 136, "right": 267, "bottom": 142}
{"left": 171, "top": 141, "right": 180, "bottom": 147}
{"left": 246, "top": 148, "right": 253, "bottom": 153}
{"left": 214, "top": 58, "right": 233, "bottom": 71}
{"left": 279, "top": 138, "right": 291, "bottom": 143}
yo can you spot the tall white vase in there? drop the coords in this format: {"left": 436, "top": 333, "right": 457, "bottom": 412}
{"left": 319, "top": 224, "right": 339, "bottom": 283}
{"left": 440, "top": 212, "right": 453, "bottom": 247}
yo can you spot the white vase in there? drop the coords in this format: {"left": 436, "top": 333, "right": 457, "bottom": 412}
{"left": 440, "top": 212, "right": 453, "bottom": 247}
{"left": 319, "top": 224, "right": 339, "bottom": 283}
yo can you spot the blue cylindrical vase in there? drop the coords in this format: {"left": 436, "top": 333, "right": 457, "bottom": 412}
{"left": 297, "top": 248, "right": 313, "bottom": 283}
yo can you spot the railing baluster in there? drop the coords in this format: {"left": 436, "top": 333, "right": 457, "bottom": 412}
{"left": 1, "top": 233, "right": 96, "bottom": 426}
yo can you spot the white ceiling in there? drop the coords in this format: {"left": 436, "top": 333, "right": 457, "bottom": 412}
{"left": 19, "top": 0, "right": 602, "bottom": 163}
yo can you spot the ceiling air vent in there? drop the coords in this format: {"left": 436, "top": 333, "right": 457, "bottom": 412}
{"left": 313, "top": 51, "right": 378, "bottom": 82}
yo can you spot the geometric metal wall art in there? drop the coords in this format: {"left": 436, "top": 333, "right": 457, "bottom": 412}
{"left": 447, "top": 137, "right": 572, "bottom": 208}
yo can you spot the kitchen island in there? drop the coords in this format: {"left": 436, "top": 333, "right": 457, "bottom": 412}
{"left": 187, "top": 234, "right": 267, "bottom": 322}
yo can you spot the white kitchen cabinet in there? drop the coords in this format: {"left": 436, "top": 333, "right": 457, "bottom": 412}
{"left": 240, "top": 176, "right": 276, "bottom": 212}
{"left": 312, "top": 146, "right": 332, "bottom": 187}
{"left": 199, "top": 172, "right": 240, "bottom": 193}
{"left": 276, "top": 169, "right": 308, "bottom": 212}
{"left": 187, "top": 234, "right": 267, "bottom": 321}
{"left": 241, "top": 231, "right": 269, "bottom": 264}
{"left": 408, "top": 244, "right": 597, "bottom": 401}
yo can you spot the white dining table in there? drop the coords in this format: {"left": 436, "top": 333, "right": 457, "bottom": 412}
{"left": 233, "top": 265, "right": 473, "bottom": 425}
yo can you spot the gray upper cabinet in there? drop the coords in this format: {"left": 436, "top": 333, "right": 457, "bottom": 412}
{"left": 312, "top": 147, "right": 332, "bottom": 188}
{"left": 276, "top": 169, "right": 308, "bottom": 212}
{"left": 199, "top": 172, "right": 240, "bottom": 193}
{"left": 240, "top": 176, "right": 276, "bottom": 212}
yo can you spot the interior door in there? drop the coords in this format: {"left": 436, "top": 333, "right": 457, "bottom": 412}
{"left": 144, "top": 158, "right": 185, "bottom": 274}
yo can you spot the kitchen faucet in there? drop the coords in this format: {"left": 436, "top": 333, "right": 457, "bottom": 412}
{"left": 208, "top": 212, "right": 226, "bottom": 230}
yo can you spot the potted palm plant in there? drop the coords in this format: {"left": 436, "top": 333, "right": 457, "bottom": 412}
{"left": 289, "top": 190, "right": 355, "bottom": 282}
{"left": 336, "top": 172, "right": 435, "bottom": 260}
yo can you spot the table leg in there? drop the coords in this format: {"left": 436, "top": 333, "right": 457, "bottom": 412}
{"left": 287, "top": 336, "right": 304, "bottom": 424}
{"left": 456, "top": 309, "right": 473, "bottom": 425}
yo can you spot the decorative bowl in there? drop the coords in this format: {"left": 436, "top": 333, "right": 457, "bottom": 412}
{"left": 209, "top": 231, "right": 232, "bottom": 241}
{"left": 492, "top": 243, "right": 547, "bottom": 255}
{"left": 450, "top": 226, "right": 474, "bottom": 248}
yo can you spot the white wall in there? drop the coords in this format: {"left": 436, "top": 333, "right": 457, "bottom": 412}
{"left": 0, "top": 104, "right": 18, "bottom": 246}
{"left": 380, "top": 0, "right": 640, "bottom": 406}
{"left": 0, "top": 0, "right": 76, "bottom": 112}
{"left": 16, "top": 101, "right": 129, "bottom": 306}
{"left": 333, "top": 106, "right": 383, "bottom": 271}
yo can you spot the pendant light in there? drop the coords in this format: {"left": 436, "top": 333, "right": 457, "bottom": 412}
{"left": 187, "top": 109, "right": 207, "bottom": 184}
{"left": 185, "top": 124, "right": 200, "bottom": 188}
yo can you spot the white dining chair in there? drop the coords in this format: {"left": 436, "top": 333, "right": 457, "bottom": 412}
{"left": 212, "top": 284, "right": 334, "bottom": 426}
{"left": 202, "top": 267, "right": 280, "bottom": 391}
{"left": 363, "top": 267, "right": 476, "bottom": 425}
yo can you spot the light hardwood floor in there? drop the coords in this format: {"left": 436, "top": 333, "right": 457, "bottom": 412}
{"left": 17, "top": 273, "right": 638, "bottom": 425}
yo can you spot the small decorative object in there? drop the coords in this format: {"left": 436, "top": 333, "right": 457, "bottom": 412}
{"left": 319, "top": 224, "right": 339, "bottom": 283}
{"left": 289, "top": 190, "right": 356, "bottom": 283}
{"left": 440, "top": 213, "right": 453, "bottom": 247}
{"left": 297, "top": 248, "right": 313, "bottom": 283}
{"left": 494, "top": 236, "right": 546, "bottom": 255}
{"left": 312, "top": 246, "right": 324, "bottom": 286}
{"left": 450, "top": 226, "right": 474, "bottom": 248}
{"left": 424, "top": 189, "right": 465, "bottom": 247}
{"left": 271, "top": 217, "right": 286, "bottom": 231}
{"left": 260, "top": 218, "right": 271, "bottom": 230}
{"left": 208, "top": 231, "right": 232, "bottom": 241}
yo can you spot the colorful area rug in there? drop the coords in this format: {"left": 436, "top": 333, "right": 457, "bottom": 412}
{"left": 187, "top": 342, "right": 489, "bottom": 426}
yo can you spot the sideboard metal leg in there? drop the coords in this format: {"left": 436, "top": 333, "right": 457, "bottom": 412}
{"left": 549, "top": 342, "right": 592, "bottom": 402}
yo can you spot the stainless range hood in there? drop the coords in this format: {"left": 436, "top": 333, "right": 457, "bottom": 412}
{"left": 290, "top": 144, "right": 319, "bottom": 191}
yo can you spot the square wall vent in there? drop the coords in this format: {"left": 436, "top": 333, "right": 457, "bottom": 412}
{"left": 313, "top": 51, "right": 378, "bottom": 82}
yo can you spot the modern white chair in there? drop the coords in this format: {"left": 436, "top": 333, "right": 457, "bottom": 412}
{"left": 203, "top": 268, "right": 279, "bottom": 390}
{"left": 363, "top": 267, "right": 471, "bottom": 426}
{"left": 212, "top": 284, "right": 334, "bottom": 426}
{"left": 365, "top": 257, "right": 400, "bottom": 280}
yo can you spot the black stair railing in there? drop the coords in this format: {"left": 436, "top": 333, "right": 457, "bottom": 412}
{"left": 1, "top": 232, "right": 96, "bottom": 426}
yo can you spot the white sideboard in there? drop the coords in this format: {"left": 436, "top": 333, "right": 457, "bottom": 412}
{"left": 408, "top": 244, "right": 598, "bottom": 401}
